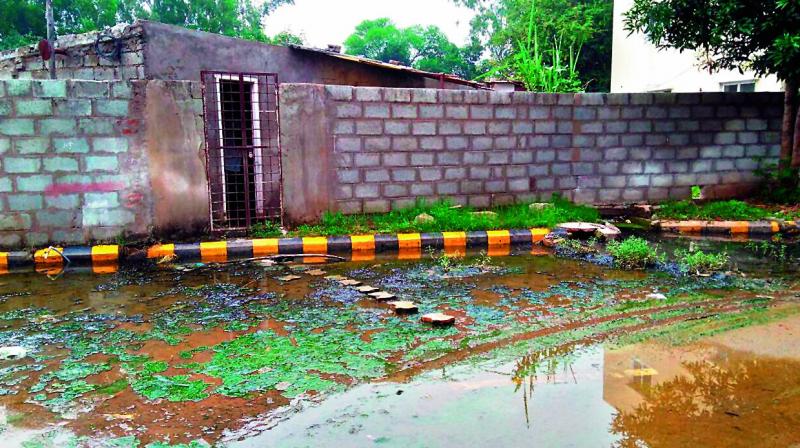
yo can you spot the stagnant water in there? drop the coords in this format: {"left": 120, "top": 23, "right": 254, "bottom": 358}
{"left": 0, "top": 237, "right": 798, "bottom": 447}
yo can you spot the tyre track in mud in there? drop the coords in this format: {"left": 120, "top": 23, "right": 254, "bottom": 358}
{"left": 386, "top": 293, "right": 798, "bottom": 382}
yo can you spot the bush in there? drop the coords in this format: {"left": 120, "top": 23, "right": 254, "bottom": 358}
{"left": 675, "top": 249, "right": 729, "bottom": 274}
{"left": 606, "top": 237, "right": 662, "bottom": 269}
{"left": 250, "top": 220, "right": 283, "bottom": 238}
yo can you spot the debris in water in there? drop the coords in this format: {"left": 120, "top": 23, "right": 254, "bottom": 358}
{"left": 277, "top": 275, "right": 302, "bottom": 282}
{"left": 355, "top": 285, "right": 380, "bottom": 294}
{"left": 0, "top": 346, "right": 27, "bottom": 360}
{"left": 646, "top": 293, "right": 667, "bottom": 301}
{"left": 421, "top": 313, "right": 456, "bottom": 326}
{"left": 305, "top": 269, "right": 326, "bottom": 276}
{"left": 157, "top": 254, "right": 178, "bottom": 264}
{"left": 339, "top": 279, "right": 363, "bottom": 286}
{"left": 368, "top": 291, "right": 397, "bottom": 301}
{"left": 389, "top": 301, "right": 418, "bottom": 314}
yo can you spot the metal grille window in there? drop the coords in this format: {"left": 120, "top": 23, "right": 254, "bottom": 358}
{"left": 201, "top": 72, "right": 282, "bottom": 231}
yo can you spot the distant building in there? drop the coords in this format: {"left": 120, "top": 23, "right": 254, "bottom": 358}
{"left": 610, "top": 0, "right": 783, "bottom": 93}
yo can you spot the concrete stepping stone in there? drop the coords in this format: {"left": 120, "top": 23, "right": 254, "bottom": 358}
{"left": 356, "top": 285, "right": 380, "bottom": 294}
{"left": 339, "top": 279, "right": 362, "bottom": 286}
{"left": 305, "top": 269, "right": 327, "bottom": 276}
{"left": 421, "top": 312, "right": 456, "bottom": 326}
{"left": 277, "top": 275, "right": 302, "bottom": 282}
{"left": 388, "top": 301, "right": 418, "bottom": 314}
{"left": 325, "top": 275, "right": 346, "bottom": 281}
{"left": 368, "top": 291, "right": 397, "bottom": 301}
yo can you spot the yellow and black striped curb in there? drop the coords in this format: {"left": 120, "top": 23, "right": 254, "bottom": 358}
{"left": 0, "top": 229, "right": 551, "bottom": 274}
{"left": 657, "top": 220, "right": 799, "bottom": 236}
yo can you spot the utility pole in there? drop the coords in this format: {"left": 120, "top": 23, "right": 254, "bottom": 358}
{"left": 46, "top": 0, "right": 56, "bottom": 79}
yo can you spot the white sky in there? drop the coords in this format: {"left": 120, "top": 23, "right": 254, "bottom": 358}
{"left": 262, "top": 0, "right": 476, "bottom": 48}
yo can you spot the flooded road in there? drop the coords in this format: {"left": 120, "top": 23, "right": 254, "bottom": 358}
{"left": 0, "top": 238, "right": 798, "bottom": 447}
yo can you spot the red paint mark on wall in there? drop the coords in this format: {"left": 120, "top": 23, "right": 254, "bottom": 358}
{"left": 124, "top": 191, "right": 144, "bottom": 208}
{"left": 122, "top": 119, "right": 140, "bottom": 135}
{"left": 45, "top": 181, "right": 125, "bottom": 196}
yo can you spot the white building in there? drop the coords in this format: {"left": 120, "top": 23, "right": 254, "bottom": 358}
{"left": 611, "top": 0, "right": 783, "bottom": 93}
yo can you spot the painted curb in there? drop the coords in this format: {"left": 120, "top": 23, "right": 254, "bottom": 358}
{"left": 657, "top": 220, "right": 799, "bottom": 236}
{"left": 0, "top": 229, "right": 551, "bottom": 274}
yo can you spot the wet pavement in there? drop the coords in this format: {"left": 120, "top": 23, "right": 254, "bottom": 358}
{"left": 0, "top": 237, "right": 798, "bottom": 447}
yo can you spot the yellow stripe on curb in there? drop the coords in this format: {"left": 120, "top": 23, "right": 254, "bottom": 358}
{"left": 771, "top": 221, "right": 780, "bottom": 233}
{"left": 252, "top": 238, "right": 279, "bottom": 256}
{"left": 397, "top": 233, "right": 421, "bottom": 249}
{"left": 350, "top": 235, "right": 376, "bottom": 252}
{"left": 486, "top": 230, "right": 511, "bottom": 246}
{"left": 91, "top": 245, "right": 120, "bottom": 263}
{"left": 34, "top": 247, "right": 63, "bottom": 265}
{"left": 200, "top": 241, "right": 228, "bottom": 262}
{"left": 0, "top": 253, "right": 8, "bottom": 275}
{"left": 729, "top": 221, "right": 749, "bottom": 234}
{"left": 442, "top": 231, "right": 466, "bottom": 257}
{"left": 530, "top": 228, "right": 549, "bottom": 243}
{"left": 302, "top": 237, "right": 328, "bottom": 254}
{"left": 147, "top": 244, "right": 175, "bottom": 259}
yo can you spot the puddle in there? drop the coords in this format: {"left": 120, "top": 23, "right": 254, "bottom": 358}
{"left": 0, "top": 240, "right": 798, "bottom": 447}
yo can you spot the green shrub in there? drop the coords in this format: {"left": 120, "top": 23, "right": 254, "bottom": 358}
{"left": 675, "top": 249, "right": 729, "bottom": 274}
{"left": 606, "top": 237, "right": 662, "bottom": 269}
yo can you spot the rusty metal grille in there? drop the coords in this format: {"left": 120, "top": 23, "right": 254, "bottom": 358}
{"left": 201, "top": 71, "right": 282, "bottom": 231}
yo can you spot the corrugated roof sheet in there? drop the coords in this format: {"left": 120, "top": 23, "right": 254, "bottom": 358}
{"left": 288, "top": 44, "right": 489, "bottom": 89}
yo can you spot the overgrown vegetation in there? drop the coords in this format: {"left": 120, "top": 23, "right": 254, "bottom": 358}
{"left": 675, "top": 248, "right": 729, "bottom": 274}
{"left": 606, "top": 237, "right": 663, "bottom": 269}
{"left": 746, "top": 237, "right": 791, "bottom": 262}
{"left": 251, "top": 195, "right": 598, "bottom": 238}
{"left": 755, "top": 162, "right": 800, "bottom": 204}
{"left": 656, "top": 200, "right": 771, "bottom": 221}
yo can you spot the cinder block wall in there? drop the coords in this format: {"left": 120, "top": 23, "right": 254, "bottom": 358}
{"left": 0, "top": 79, "right": 205, "bottom": 249}
{"left": 279, "top": 84, "right": 783, "bottom": 222}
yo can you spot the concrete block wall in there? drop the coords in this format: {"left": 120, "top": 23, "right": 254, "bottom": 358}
{"left": 279, "top": 85, "right": 782, "bottom": 220}
{"left": 0, "top": 78, "right": 206, "bottom": 249}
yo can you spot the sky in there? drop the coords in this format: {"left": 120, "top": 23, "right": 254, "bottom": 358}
{"left": 262, "top": 0, "right": 476, "bottom": 49}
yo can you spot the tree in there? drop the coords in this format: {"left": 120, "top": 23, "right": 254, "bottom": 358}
{"left": 268, "top": 30, "right": 304, "bottom": 46}
{"left": 455, "top": 0, "right": 612, "bottom": 91}
{"left": 343, "top": 18, "right": 480, "bottom": 80}
{"left": 0, "top": 0, "right": 294, "bottom": 50}
{"left": 625, "top": 0, "right": 800, "bottom": 171}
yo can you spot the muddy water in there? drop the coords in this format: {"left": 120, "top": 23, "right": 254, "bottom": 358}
{"left": 237, "top": 313, "right": 800, "bottom": 448}
{"left": 0, "top": 239, "right": 798, "bottom": 447}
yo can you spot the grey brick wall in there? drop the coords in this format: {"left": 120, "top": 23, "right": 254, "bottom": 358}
{"left": 0, "top": 79, "right": 175, "bottom": 248}
{"left": 309, "top": 86, "right": 782, "bottom": 214}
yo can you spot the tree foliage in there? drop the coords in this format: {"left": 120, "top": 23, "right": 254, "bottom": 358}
{"left": 0, "top": 0, "right": 295, "bottom": 51}
{"left": 455, "top": 0, "right": 612, "bottom": 91}
{"left": 343, "top": 18, "right": 481, "bottom": 80}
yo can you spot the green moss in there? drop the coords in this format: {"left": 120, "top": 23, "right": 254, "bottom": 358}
{"left": 95, "top": 379, "right": 129, "bottom": 396}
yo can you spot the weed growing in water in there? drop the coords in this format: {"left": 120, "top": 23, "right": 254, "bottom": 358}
{"left": 675, "top": 247, "right": 730, "bottom": 275}
{"left": 607, "top": 237, "right": 663, "bottom": 270}
{"left": 746, "top": 237, "right": 791, "bottom": 262}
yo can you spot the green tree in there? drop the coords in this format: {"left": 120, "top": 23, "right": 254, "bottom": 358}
{"left": 625, "top": 0, "right": 800, "bottom": 169}
{"left": 343, "top": 18, "right": 480, "bottom": 80}
{"left": 269, "top": 30, "right": 304, "bottom": 46}
{"left": 456, "top": 0, "right": 612, "bottom": 91}
{"left": 0, "top": 0, "right": 293, "bottom": 51}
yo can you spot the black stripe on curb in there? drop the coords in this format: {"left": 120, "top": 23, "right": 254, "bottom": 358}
{"left": 466, "top": 231, "right": 488, "bottom": 248}
{"left": 374, "top": 234, "right": 399, "bottom": 253}
{"left": 61, "top": 246, "right": 93, "bottom": 265}
{"left": 227, "top": 240, "right": 254, "bottom": 259}
{"left": 278, "top": 238, "right": 303, "bottom": 254}
{"left": 509, "top": 229, "right": 534, "bottom": 246}
{"left": 326, "top": 236, "right": 352, "bottom": 254}
{"left": 174, "top": 243, "right": 201, "bottom": 261}
{"left": 420, "top": 232, "right": 444, "bottom": 250}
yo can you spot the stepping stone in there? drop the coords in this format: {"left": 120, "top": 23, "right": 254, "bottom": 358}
{"left": 356, "top": 285, "right": 380, "bottom": 294}
{"left": 325, "top": 275, "right": 346, "bottom": 281}
{"left": 388, "top": 301, "right": 418, "bottom": 314}
{"left": 421, "top": 313, "right": 456, "bottom": 326}
{"left": 368, "top": 291, "right": 397, "bottom": 301}
{"left": 277, "top": 275, "right": 301, "bottom": 282}
{"left": 306, "top": 269, "right": 327, "bottom": 276}
{"left": 339, "top": 279, "right": 363, "bottom": 287}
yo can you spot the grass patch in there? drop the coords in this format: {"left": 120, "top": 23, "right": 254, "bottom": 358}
{"left": 251, "top": 195, "right": 598, "bottom": 238}
{"left": 656, "top": 200, "right": 770, "bottom": 221}
{"left": 606, "top": 237, "right": 663, "bottom": 269}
